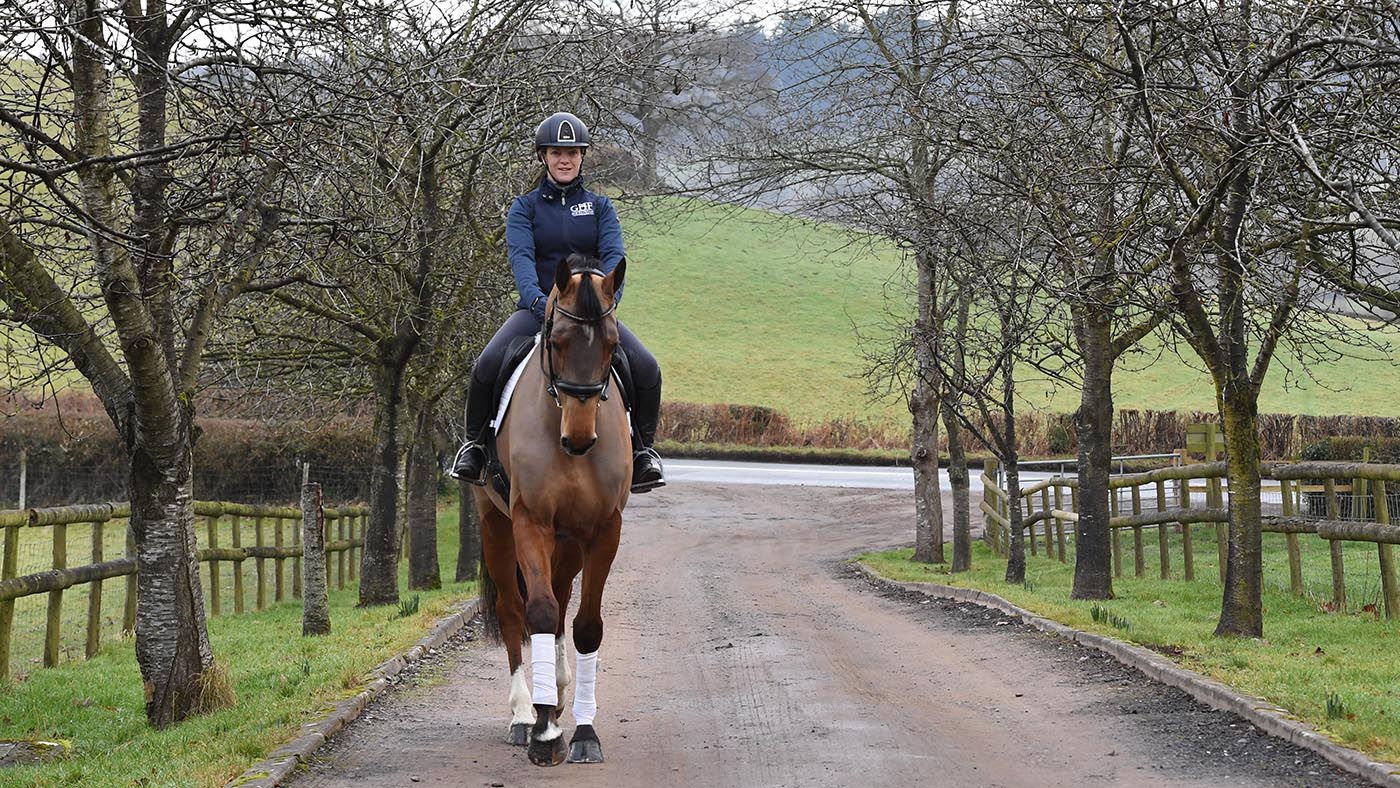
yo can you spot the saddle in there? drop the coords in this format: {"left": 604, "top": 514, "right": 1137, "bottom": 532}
{"left": 482, "top": 335, "right": 637, "bottom": 501}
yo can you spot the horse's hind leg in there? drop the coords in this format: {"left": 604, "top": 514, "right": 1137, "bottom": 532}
{"left": 568, "top": 511, "right": 621, "bottom": 764}
{"left": 480, "top": 505, "right": 533, "bottom": 746}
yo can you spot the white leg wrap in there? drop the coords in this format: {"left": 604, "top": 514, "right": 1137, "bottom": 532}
{"left": 572, "top": 650, "right": 599, "bottom": 727}
{"left": 530, "top": 633, "right": 558, "bottom": 707}
{"left": 508, "top": 666, "right": 534, "bottom": 726}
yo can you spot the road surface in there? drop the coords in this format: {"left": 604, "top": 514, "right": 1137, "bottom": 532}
{"left": 289, "top": 482, "right": 1369, "bottom": 788}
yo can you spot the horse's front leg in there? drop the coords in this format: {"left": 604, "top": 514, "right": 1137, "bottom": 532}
{"left": 514, "top": 509, "right": 567, "bottom": 767}
{"left": 568, "top": 511, "right": 621, "bottom": 764}
{"left": 552, "top": 541, "right": 584, "bottom": 718}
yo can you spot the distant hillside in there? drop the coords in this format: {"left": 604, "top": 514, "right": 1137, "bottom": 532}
{"left": 619, "top": 198, "right": 1400, "bottom": 428}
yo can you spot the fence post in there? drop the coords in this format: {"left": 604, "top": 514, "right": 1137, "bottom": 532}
{"left": 1132, "top": 483, "right": 1145, "bottom": 578}
{"left": 293, "top": 513, "right": 303, "bottom": 599}
{"left": 123, "top": 523, "right": 136, "bottom": 634}
{"left": 0, "top": 523, "right": 18, "bottom": 682}
{"left": 1111, "top": 485, "right": 1122, "bottom": 578}
{"left": 1179, "top": 473, "right": 1194, "bottom": 581}
{"left": 206, "top": 513, "right": 221, "bottom": 616}
{"left": 1325, "top": 478, "right": 1346, "bottom": 610}
{"left": 255, "top": 515, "right": 267, "bottom": 610}
{"left": 1156, "top": 480, "right": 1170, "bottom": 579}
{"left": 1053, "top": 485, "right": 1066, "bottom": 562}
{"left": 1357, "top": 447, "right": 1372, "bottom": 521}
{"left": 1375, "top": 480, "right": 1397, "bottom": 620}
{"left": 45, "top": 522, "right": 66, "bottom": 667}
{"left": 231, "top": 514, "right": 244, "bottom": 615}
{"left": 18, "top": 448, "right": 27, "bottom": 509}
{"left": 1280, "top": 479, "right": 1303, "bottom": 597}
{"left": 274, "top": 516, "right": 286, "bottom": 602}
{"left": 336, "top": 512, "right": 346, "bottom": 590}
{"left": 344, "top": 512, "right": 355, "bottom": 585}
{"left": 87, "top": 518, "right": 105, "bottom": 658}
{"left": 301, "top": 483, "right": 331, "bottom": 636}
{"left": 1040, "top": 487, "right": 1052, "bottom": 557}
{"left": 1205, "top": 428, "right": 1227, "bottom": 583}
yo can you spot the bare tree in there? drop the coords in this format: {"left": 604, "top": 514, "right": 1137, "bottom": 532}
{"left": 214, "top": 0, "right": 538, "bottom": 606}
{"left": 1111, "top": 0, "right": 1400, "bottom": 635}
{"left": 718, "top": 1, "right": 979, "bottom": 564}
{"left": 0, "top": 0, "right": 336, "bottom": 724}
{"left": 969, "top": 1, "right": 1169, "bottom": 599}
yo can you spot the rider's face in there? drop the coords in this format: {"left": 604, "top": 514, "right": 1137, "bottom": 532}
{"left": 543, "top": 146, "right": 583, "bottom": 183}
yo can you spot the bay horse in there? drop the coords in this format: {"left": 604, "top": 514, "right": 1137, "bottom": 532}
{"left": 475, "top": 254, "right": 631, "bottom": 766}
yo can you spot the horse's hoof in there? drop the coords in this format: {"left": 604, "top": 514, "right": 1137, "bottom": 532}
{"left": 506, "top": 723, "right": 531, "bottom": 746}
{"left": 528, "top": 735, "right": 566, "bottom": 767}
{"left": 567, "top": 725, "right": 604, "bottom": 763}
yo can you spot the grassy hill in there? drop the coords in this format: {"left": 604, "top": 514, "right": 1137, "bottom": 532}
{"left": 619, "top": 198, "right": 1400, "bottom": 428}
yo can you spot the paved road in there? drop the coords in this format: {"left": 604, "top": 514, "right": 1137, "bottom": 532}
{"left": 288, "top": 483, "right": 1367, "bottom": 788}
{"left": 666, "top": 459, "right": 1061, "bottom": 492}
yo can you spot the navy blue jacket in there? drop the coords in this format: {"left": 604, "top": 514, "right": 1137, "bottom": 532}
{"left": 506, "top": 176, "right": 624, "bottom": 316}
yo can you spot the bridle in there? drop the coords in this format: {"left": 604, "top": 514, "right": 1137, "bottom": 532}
{"left": 541, "top": 267, "right": 616, "bottom": 408}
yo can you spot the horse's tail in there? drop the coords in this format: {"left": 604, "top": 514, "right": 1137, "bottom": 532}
{"left": 477, "top": 546, "right": 502, "bottom": 644}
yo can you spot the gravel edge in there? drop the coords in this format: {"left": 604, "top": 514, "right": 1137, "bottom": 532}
{"left": 224, "top": 598, "right": 480, "bottom": 788}
{"left": 852, "top": 562, "right": 1400, "bottom": 788}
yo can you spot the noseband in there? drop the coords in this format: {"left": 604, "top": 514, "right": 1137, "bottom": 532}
{"left": 542, "top": 267, "right": 617, "bottom": 408}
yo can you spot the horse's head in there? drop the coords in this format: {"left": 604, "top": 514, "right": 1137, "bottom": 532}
{"left": 543, "top": 253, "right": 626, "bottom": 456}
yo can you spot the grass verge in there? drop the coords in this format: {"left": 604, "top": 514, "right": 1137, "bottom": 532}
{"left": 0, "top": 504, "right": 474, "bottom": 788}
{"left": 859, "top": 538, "right": 1400, "bottom": 764}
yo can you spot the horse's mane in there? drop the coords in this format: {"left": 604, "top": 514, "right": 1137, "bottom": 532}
{"left": 565, "top": 253, "right": 607, "bottom": 321}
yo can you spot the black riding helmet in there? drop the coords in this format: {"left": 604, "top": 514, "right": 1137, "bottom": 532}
{"left": 535, "top": 112, "right": 591, "bottom": 156}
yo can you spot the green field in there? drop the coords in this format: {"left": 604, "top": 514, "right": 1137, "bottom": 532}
{"left": 619, "top": 198, "right": 1400, "bottom": 426}
{"left": 4, "top": 195, "right": 1399, "bottom": 428}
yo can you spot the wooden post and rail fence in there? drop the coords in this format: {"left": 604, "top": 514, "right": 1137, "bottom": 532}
{"left": 0, "top": 497, "right": 366, "bottom": 683}
{"left": 979, "top": 458, "right": 1400, "bottom": 620}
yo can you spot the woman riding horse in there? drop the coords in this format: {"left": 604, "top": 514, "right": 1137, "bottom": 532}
{"left": 474, "top": 255, "right": 631, "bottom": 766}
{"left": 450, "top": 111, "right": 664, "bottom": 493}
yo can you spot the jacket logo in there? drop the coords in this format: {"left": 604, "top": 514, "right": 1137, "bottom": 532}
{"left": 570, "top": 202, "right": 594, "bottom": 217}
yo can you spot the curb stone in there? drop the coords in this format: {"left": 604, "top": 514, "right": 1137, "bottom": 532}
{"left": 852, "top": 562, "right": 1400, "bottom": 788}
{"left": 225, "top": 598, "right": 480, "bottom": 788}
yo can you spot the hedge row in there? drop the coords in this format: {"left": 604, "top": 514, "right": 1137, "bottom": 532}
{"left": 0, "top": 404, "right": 374, "bottom": 508}
{"left": 3, "top": 395, "right": 1398, "bottom": 507}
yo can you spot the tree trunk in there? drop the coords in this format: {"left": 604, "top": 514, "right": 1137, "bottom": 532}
{"left": 455, "top": 478, "right": 480, "bottom": 583}
{"left": 942, "top": 399, "right": 971, "bottom": 572}
{"left": 911, "top": 249, "right": 944, "bottom": 563}
{"left": 911, "top": 378, "right": 945, "bottom": 563}
{"left": 1004, "top": 453, "right": 1026, "bottom": 584}
{"left": 360, "top": 363, "right": 405, "bottom": 606}
{"left": 129, "top": 424, "right": 214, "bottom": 727}
{"left": 1071, "top": 313, "right": 1115, "bottom": 600}
{"left": 407, "top": 399, "right": 441, "bottom": 591}
{"left": 1215, "top": 387, "right": 1264, "bottom": 637}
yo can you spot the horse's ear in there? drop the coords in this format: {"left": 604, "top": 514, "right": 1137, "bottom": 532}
{"left": 554, "top": 257, "right": 573, "bottom": 296}
{"left": 605, "top": 258, "right": 626, "bottom": 297}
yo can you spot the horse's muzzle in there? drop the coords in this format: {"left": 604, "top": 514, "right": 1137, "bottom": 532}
{"left": 561, "top": 435, "right": 597, "bottom": 456}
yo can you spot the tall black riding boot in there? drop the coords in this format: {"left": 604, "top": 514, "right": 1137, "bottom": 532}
{"left": 630, "top": 381, "right": 665, "bottom": 493}
{"left": 448, "top": 377, "right": 495, "bottom": 485}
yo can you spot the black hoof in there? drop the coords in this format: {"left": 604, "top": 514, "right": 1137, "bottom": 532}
{"left": 506, "top": 722, "right": 531, "bottom": 746}
{"left": 528, "top": 734, "right": 566, "bottom": 766}
{"left": 567, "top": 725, "right": 604, "bottom": 763}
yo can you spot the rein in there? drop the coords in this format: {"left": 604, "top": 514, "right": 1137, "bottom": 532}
{"left": 541, "top": 267, "right": 616, "bottom": 407}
